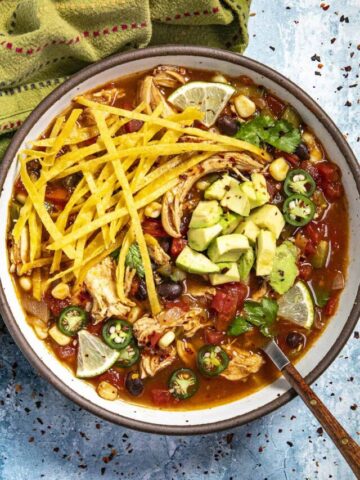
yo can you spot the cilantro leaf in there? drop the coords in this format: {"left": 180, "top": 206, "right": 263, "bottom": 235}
{"left": 235, "top": 114, "right": 301, "bottom": 153}
{"left": 243, "top": 298, "right": 278, "bottom": 338}
{"left": 228, "top": 316, "right": 252, "bottom": 336}
{"left": 110, "top": 247, "right": 120, "bottom": 261}
{"left": 125, "top": 243, "right": 145, "bottom": 278}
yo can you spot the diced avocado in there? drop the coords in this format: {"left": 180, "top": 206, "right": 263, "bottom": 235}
{"left": 239, "top": 181, "right": 257, "bottom": 204}
{"left": 269, "top": 241, "right": 299, "bottom": 294}
{"left": 189, "top": 201, "right": 223, "bottom": 229}
{"left": 220, "top": 212, "right": 242, "bottom": 234}
{"left": 204, "top": 174, "right": 239, "bottom": 200}
{"left": 221, "top": 184, "right": 250, "bottom": 216}
{"left": 235, "top": 220, "right": 260, "bottom": 244}
{"left": 209, "top": 262, "right": 241, "bottom": 286}
{"left": 176, "top": 246, "right": 220, "bottom": 274}
{"left": 256, "top": 230, "right": 276, "bottom": 276}
{"left": 187, "top": 223, "right": 223, "bottom": 252}
{"left": 251, "top": 173, "right": 270, "bottom": 208}
{"left": 247, "top": 204, "right": 285, "bottom": 239}
{"left": 208, "top": 234, "right": 249, "bottom": 263}
{"left": 238, "top": 248, "right": 255, "bottom": 283}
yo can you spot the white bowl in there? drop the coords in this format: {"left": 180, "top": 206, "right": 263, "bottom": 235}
{"left": 0, "top": 46, "right": 359, "bottom": 434}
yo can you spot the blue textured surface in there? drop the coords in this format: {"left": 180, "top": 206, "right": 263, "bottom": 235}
{"left": 0, "top": 1, "right": 359, "bottom": 479}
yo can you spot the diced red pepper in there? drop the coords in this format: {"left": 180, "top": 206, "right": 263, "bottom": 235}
{"left": 53, "top": 344, "right": 77, "bottom": 362}
{"left": 45, "top": 185, "right": 70, "bottom": 207}
{"left": 149, "top": 331, "right": 163, "bottom": 348}
{"left": 204, "top": 327, "right": 225, "bottom": 345}
{"left": 170, "top": 238, "right": 187, "bottom": 258}
{"left": 150, "top": 388, "right": 174, "bottom": 406}
{"left": 298, "top": 263, "right": 313, "bottom": 281}
{"left": 324, "top": 294, "right": 339, "bottom": 316}
{"left": 266, "top": 94, "right": 286, "bottom": 117}
{"left": 142, "top": 219, "right": 169, "bottom": 238}
{"left": 97, "top": 369, "right": 125, "bottom": 390}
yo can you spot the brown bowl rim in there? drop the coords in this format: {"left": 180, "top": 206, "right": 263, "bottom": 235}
{"left": 0, "top": 45, "right": 359, "bottom": 435}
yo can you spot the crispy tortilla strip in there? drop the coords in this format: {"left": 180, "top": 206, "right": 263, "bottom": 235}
{"left": 116, "top": 228, "right": 135, "bottom": 307}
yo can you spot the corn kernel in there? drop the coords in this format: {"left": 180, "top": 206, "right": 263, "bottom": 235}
{"left": 19, "top": 276, "right": 32, "bottom": 292}
{"left": 211, "top": 73, "right": 229, "bottom": 84}
{"left": 302, "top": 132, "right": 323, "bottom": 162}
{"left": 51, "top": 282, "right": 70, "bottom": 300}
{"left": 144, "top": 202, "right": 162, "bottom": 218}
{"left": 15, "top": 193, "right": 27, "bottom": 204}
{"left": 158, "top": 331, "right": 176, "bottom": 349}
{"left": 269, "top": 157, "right": 290, "bottom": 181}
{"left": 128, "top": 306, "right": 143, "bottom": 324}
{"left": 49, "top": 324, "right": 72, "bottom": 346}
{"left": 32, "top": 319, "right": 48, "bottom": 340}
{"left": 97, "top": 381, "right": 118, "bottom": 401}
{"left": 234, "top": 94, "right": 256, "bottom": 118}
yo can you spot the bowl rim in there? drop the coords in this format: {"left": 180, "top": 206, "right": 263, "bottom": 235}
{"left": 0, "top": 45, "right": 359, "bottom": 435}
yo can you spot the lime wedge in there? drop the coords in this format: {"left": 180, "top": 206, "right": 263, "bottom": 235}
{"left": 76, "top": 330, "right": 119, "bottom": 378}
{"left": 168, "top": 81, "right": 235, "bottom": 127}
{"left": 277, "top": 281, "right": 314, "bottom": 329}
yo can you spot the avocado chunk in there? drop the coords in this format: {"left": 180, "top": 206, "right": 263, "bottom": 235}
{"left": 235, "top": 219, "right": 260, "bottom": 244}
{"left": 238, "top": 248, "right": 255, "bottom": 283}
{"left": 189, "top": 201, "right": 223, "bottom": 229}
{"left": 220, "top": 212, "right": 242, "bottom": 234}
{"left": 209, "top": 262, "right": 241, "bottom": 286}
{"left": 208, "top": 234, "right": 249, "bottom": 263}
{"left": 176, "top": 246, "right": 220, "bottom": 274}
{"left": 204, "top": 174, "right": 239, "bottom": 200}
{"left": 220, "top": 184, "right": 251, "bottom": 216}
{"left": 269, "top": 241, "right": 299, "bottom": 294}
{"left": 187, "top": 223, "right": 223, "bottom": 251}
{"left": 251, "top": 173, "right": 270, "bottom": 208}
{"left": 256, "top": 230, "right": 276, "bottom": 276}
{"left": 247, "top": 204, "right": 285, "bottom": 239}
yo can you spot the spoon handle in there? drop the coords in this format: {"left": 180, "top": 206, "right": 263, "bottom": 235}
{"left": 282, "top": 363, "right": 360, "bottom": 478}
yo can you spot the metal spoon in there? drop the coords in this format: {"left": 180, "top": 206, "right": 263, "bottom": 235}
{"left": 262, "top": 339, "right": 360, "bottom": 478}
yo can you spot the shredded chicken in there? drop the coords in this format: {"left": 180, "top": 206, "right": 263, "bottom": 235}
{"left": 162, "top": 153, "right": 262, "bottom": 237}
{"left": 139, "top": 345, "right": 176, "bottom": 379}
{"left": 133, "top": 315, "right": 166, "bottom": 346}
{"left": 220, "top": 345, "right": 264, "bottom": 381}
{"left": 186, "top": 283, "right": 216, "bottom": 298}
{"left": 157, "top": 307, "right": 210, "bottom": 338}
{"left": 10, "top": 226, "right": 29, "bottom": 275}
{"left": 86, "top": 87, "right": 124, "bottom": 106}
{"left": 84, "top": 257, "right": 130, "bottom": 323}
{"left": 152, "top": 65, "right": 187, "bottom": 88}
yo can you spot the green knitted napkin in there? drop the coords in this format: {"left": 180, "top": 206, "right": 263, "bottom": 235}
{"left": 0, "top": 0, "right": 251, "bottom": 157}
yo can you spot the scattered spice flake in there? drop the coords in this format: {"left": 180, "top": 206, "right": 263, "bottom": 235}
{"left": 226, "top": 433, "right": 234, "bottom": 444}
{"left": 344, "top": 66, "right": 352, "bottom": 72}
{"left": 331, "top": 37, "right": 337, "bottom": 44}
{"left": 318, "top": 63, "right": 324, "bottom": 69}
{"left": 287, "top": 441, "right": 294, "bottom": 447}
{"left": 344, "top": 101, "right": 352, "bottom": 106}
{"left": 269, "top": 46, "right": 275, "bottom": 51}
{"left": 320, "top": 3, "right": 330, "bottom": 11}
{"left": 339, "top": 15, "right": 349, "bottom": 23}
{"left": 354, "top": 331, "right": 359, "bottom": 339}
{"left": 311, "top": 54, "right": 321, "bottom": 62}
{"left": 249, "top": 12, "right": 256, "bottom": 17}
{"left": 15, "top": 384, "right": 22, "bottom": 393}
{"left": 315, "top": 71, "right": 321, "bottom": 76}
{"left": 317, "top": 427, "right": 324, "bottom": 435}
{"left": 350, "top": 404, "right": 358, "bottom": 410}
{"left": 28, "top": 436, "right": 35, "bottom": 443}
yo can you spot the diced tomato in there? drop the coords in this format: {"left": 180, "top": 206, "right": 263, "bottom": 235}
{"left": 304, "top": 240, "right": 316, "bottom": 256}
{"left": 266, "top": 94, "right": 286, "bottom": 117}
{"left": 164, "top": 299, "right": 190, "bottom": 312}
{"left": 87, "top": 321, "right": 103, "bottom": 336}
{"left": 142, "top": 219, "right": 168, "bottom": 238}
{"left": 324, "top": 293, "right": 339, "bottom": 316}
{"left": 149, "top": 331, "right": 163, "bottom": 348}
{"left": 53, "top": 344, "right": 77, "bottom": 362}
{"left": 80, "top": 136, "right": 97, "bottom": 147}
{"left": 300, "top": 160, "right": 321, "bottom": 182}
{"left": 45, "top": 185, "right": 70, "bottom": 207}
{"left": 150, "top": 388, "right": 174, "bottom": 406}
{"left": 304, "top": 222, "right": 322, "bottom": 245}
{"left": 204, "top": 327, "right": 225, "bottom": 345}
{"left": 283, "top": 152, "right": 300, "bottom": 167}
{"left": 211, "top": 282, "right": 248, "bottom": 329}
{"left": 170, "top": 238, "right": 187, "bottom": 257}
{"left": 120, "top": 100, "right": 134, "bottom": 111}
{"left": 123, "top": 119, "right": 143, "bottom": 133}
{"left": 43, "top": 291, "right": 70, "bottom": 316}
{"left": 14, "top": 177, "right": 27, "bottom": 195}
{"left": 315, "top": 162, "right": 340, "bottom": 183}
{"left": 322, "top": 181, "right": 343, "bottom": 202}
{"left": 98, "top": 369, "right": 125, "bottom": 390}
{"left": 298, "top": 263, "right": 313, "bottom": 281}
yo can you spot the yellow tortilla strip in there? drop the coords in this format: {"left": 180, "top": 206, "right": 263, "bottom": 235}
{"left": 20, "top": 257, "right": 53, "bottom": 275}
{"left": 92, "top": 109, "right": 161, "bottom": 316}
{"left": 116, "top": 228, "right": 135, "bottom": 306}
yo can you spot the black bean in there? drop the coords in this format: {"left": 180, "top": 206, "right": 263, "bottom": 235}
{"left": 295, "top": 142, "right": 310, "bottom": 161}
{"left": 157, "top": 281, "right": 184, "bottom": 300}
{"left": 158, "top": 237, "right": 171, "bottom": 253}
{"left": 286, "top": 331, "right": 305, "bottom": 349}
{"left": 135, "top": 279, "right": 147, "bottom": 301}
{"left": 216, "top": 115, "right": 239, "bottom": 136}
{"left": 125, "top": 372, "right": 144, "bottom": 396}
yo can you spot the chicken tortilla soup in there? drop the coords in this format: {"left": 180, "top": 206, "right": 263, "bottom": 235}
{"left": 7, "top": 66, "right": 348, "bottom": 409}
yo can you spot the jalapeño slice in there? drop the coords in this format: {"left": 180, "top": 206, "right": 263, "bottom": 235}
{"left": 116, "top": 343, "right": 140, "bottom": 368}
{"left": 102, "top": 318, "right": 133, "bottom": 350}
{"left": 283, "top": 194, "right": 315, "bottom": 227}
{"left": 284, "top": 169, "right": 316, "bottom": 198}
{"left": 57, "top": 305, "right": 88, "bottom": 336}
{"left": 168, "top": 368, "right": 199, "bottom": 400}
{"left": 197, "top": 345, "right": 229, "bottom": 377}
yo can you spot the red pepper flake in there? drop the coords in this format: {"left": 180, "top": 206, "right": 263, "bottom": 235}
{"left": 320, "top": 3, "right": 330, "bottom": 11}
